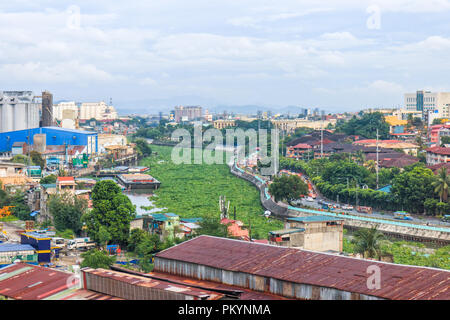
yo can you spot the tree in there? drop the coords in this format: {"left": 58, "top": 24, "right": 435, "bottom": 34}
{"left": 136, "top": 233, "right": 162, "bottom": 272}
{"left": 197, "top": 216, "right": 229, "bottom": 237}
{"left": 134, "top": 139, "right": 152, "bottom": 157}
{"left": 352, "top": 227, "right": 385, "bottom": 259}
{"left": 391, "top": 164, "right": 435, "bottom": 213}
{"left": 335, "top": 112, "right": 390, "bottom": 139}
{"left": 82, "top": 180, "right": 136, "bottom": 246}
{"left": 431, "top": 167, "right": 450, "bottom": 203}
{"left": 269, "top": 175, "right": 308, "bottom": 204}
{"left": 128, "top": 228, "right": 147, "bottom": 252}
{"left": 40, "top": 174, "right": 57, "bottom": 184}
{"left": 80, "top": 249, "right": 115, "bottom": 269}
{"left": 11, "top": 154, "right": 30, "bottom": 165}
{"left": 98, "top": 225, "right": 112, "bottom": 250}
{"left": 48, "top": 193, "right": 87, "bottom": 234}
{"left": 29, "top": 151, "right": 45, "bottom": 169}
{"left": 8, "top": 192, "right": 32, "bottom": 221}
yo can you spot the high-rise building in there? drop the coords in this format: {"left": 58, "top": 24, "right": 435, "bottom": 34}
{"left": 0, "top": 91, "right": 40, "bottom": 133}
{"left": 174, "top": 106, "right": 202, "bottom": 122}
{"left": 41, "top": 91, "right": 53, "bottom": 127}
{"left": 79, "top": 101, "right": 118, "bottom": 121}
{"left": 404, "top": 91, "right": 450, "bottom": 119}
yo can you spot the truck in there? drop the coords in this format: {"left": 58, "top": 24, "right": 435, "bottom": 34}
{"left": 67, "top": 237, "right": 96, "bottom": 251}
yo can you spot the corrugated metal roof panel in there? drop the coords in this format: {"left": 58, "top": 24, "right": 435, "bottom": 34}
{"left": 155, "top": 235, "right": 450, "bottom": 300}
{"left": 0, "top": 263, "right": 77, "bottom": 300}
{"left": 0, "top": 244, "right": 35, "bottom": 252}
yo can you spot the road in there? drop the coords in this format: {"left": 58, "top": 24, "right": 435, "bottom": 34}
{"left": 294, "top": 197, "right": 450, "bottom": 227}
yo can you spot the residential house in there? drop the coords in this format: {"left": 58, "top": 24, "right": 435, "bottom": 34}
{"left": 426, "top": 146, "right": 450, "bottom": 165}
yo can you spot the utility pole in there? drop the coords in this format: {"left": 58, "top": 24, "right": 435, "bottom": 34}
{"left": 320, "top": 112, "right": 324, "bottom": 158}
{"left": 376, "top": 128, "right": 379, "bottom": 189}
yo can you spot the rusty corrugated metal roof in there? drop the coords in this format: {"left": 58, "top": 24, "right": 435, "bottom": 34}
{"left": 0, "top": 263, "right": 120, "bottom": 300}
{"left": 155, "top": 235, "right": 450, "bottom": 300}
{"left": 147, "top": 271, "right": 289, "bottom": 300}
{"left": 0, "top": 263, "right": 78, "bottom": 300}
{"left": 82, "top": 267, "right": 225, "bottom": 300}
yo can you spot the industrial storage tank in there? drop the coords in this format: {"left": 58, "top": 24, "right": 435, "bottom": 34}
{"left": 0, "top": 91, "right": 40, "bottom": 133}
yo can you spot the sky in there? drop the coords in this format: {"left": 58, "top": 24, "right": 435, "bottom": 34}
{"left": 1, "top": 0, "right": 450, "bottom": 114}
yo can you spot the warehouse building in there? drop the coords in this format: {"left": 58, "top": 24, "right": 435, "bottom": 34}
{"left": 0, "top": 263, "right": 121, "bottom": 300}
{"left": 0, "top": 244, "right": 37, "bottom": 267}
{"left": 154, "top": 235, "right": 450, "bottom": 300}
{"left": 0, "top": 127, "right": 97, "bottom": 155}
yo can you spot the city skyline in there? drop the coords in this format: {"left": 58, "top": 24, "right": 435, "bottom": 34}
{"left": 1, "top": 1, "right": 450, "bottom": 112}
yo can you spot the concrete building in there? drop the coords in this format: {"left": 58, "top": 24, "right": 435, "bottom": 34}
{"left": 53, "top": 101, "right": 79, "bottom": 121}
{"left": 213, "top": 119, "right": 236, "bottom": 129}
{"left": 426, "top": 146, "right": 450, "bottom": 165}
{"left": 385, "top": 116, "right": 407, "bottom": 134}
{"left": 98, "top": 133, "right": 127, "bottom": 153}
{"left": 174, "top": 106, "right": 202, "bottom": 122}
{"left": 154, "top": 235, "right": 450, "bottom": 300}
{"left": 271, "top": 119, "right": 337, "bottom": 132}
{"left": 269, "top": 216, "right": 344, "bottom": 252}
{"left": 56, "top": 176, "right": 76, "bottom": 194}
{"left": 353, "top": 139, "right": 419, "bottom": 156}
{"left": 41, "top": 91, "right": 53, "bottom": 127}
{"left": 438, "top": 125, "right": 450, "bottom": 145}
{"left": 0, "top": 91, "right": 40, "bottom": 133}
{"left": 404, "top": 91, "right": 450, "bottom": 119}
{"left": 80, "top": 101, "right": 118, "bottom": 121}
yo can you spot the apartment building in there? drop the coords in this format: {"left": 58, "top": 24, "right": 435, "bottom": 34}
{"left": 404, "top": 91, "right": 450, "bottom": 119}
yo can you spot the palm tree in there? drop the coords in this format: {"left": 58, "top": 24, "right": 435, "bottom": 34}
{"left": 432, "top": 167, "right": 450, "bottom": 203}
{"left": 351, "top": 227, "right": 385, "bottom": 259}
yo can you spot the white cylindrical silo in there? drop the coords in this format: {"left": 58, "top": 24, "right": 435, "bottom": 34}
{"left": 2, "top": 102, "right": 13, "bottom": 132}
{"left": 14, "top": 103, "right": 26, "bottom": 131}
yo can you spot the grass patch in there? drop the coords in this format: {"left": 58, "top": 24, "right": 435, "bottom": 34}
{"left": 0, "top": 215, "right": 19, "bottom": 222}
{"left": 140, "top": 145, "right": 283, "bottom": 238}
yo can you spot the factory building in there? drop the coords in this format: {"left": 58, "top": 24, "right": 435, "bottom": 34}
{"left": 0, "top": 91, "right": 40, "bottom": 133}
{"left": 154, "top": 235, "right": 450, "bottom": 300}
{"left": 0, "top": 127, "right": 98, "bottom": 155}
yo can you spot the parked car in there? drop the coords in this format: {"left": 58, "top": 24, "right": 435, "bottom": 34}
{"left": 341, "top": 204, "right": 354, "bottom": 211}
{"left": 305, "top": 196, "right": 314, "bottom": 202}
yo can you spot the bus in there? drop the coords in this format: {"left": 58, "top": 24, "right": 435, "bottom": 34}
{"left": 394, "top": 211, "right": 413, "bottom": 221}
